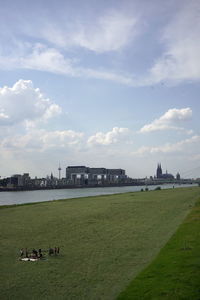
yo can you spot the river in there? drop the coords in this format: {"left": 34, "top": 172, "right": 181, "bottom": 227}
{"left": 0, "top": 183, "right": 197, "bottom": 206}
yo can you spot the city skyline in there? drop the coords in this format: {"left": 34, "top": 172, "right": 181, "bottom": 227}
{"left": 0, "top": 0, "right": 200, "bottom": 178}
{"left": 0, "top": 162, "right": 193, "bottom": 181}
{"left": 1, "top": 162, "right": 197, "bottom": 192}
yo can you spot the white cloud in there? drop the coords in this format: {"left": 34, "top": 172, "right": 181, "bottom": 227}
{"left": 0, "top": 109, "right": 9, "bottom": 120}
{"left": 0, "top": 42, "right": 140, "bottom": 86}
{"left": 0, "top": 127, "right": 85, "bottom": 177}
{"left": 22, "top": 2, "right": 200, "bottom": 85}
{"left": 72, "top": 12, "right": 137, "bottom": 53}
{"left": 140, "top": 108, "right": 192, "bottom": 133}
{"left": 0, "top": 11, "right": 141, "bottom": 87}
{"left": 40, "top": 130, "right": 84, "bottom": 149}
{"left": 23, "top": 10, "right": 138, "bottom": 53}
{"left": 0, "top": 79, "right": 62, "bottom": 126}
{"left": 0, "top": 126, "right": 130, "bottom": 154}
{"left": 88, "top": 127, "right": 130, "bottom": 145}
{"left": 0, "top": 43, "right": 75, "bottom": 75}
{"left": 21, "top": 44, "right": 75, "bottom": 75}
{"left": 1, "top": 3, "right": 200, "bottom": 87}
{"left": 150, "top": 1, "right": 200, "bottom": 83}
{"left": 1, "top": 129, "right": 84, "bottom": 151}
{"left": 0, "top": 8, "right": 141, "bottom": 86}
{"left": 133, "top": 135, "right": 200, "bottom": 156}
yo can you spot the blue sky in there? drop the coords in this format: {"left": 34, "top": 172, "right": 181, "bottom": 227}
{"left": 0, "top": 0, "right": 200, "bottom": 178}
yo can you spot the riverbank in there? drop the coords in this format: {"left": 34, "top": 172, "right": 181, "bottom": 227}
{"left": 0, "top": 180, "right": 196, "bottom": 192}
{"left": 0, "top": 182, "right": 138, "bottom": 192}
{"left": 0, "top": 187, "right": 199, "bottom": 299}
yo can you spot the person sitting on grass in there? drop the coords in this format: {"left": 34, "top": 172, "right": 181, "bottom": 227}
{"left": 48, "top": 248, "right": 54, "bottom": 256}
{"left": 20, "top": 248, "right": 24, "bottom": 257}
{"left": 38, "top": 249, "right": 43, "bottom": 258}
{"left": 25, "top": 248, "right": 28, "bottom": 258}
{"left": 32, "top": 249, "right": 38, "bottom": 258}
{"left": 54, "top": 247, "right": 60, "bottom": 255}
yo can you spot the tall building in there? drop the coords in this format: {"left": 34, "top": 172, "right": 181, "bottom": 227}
{"left": 58, "top": 163, "right": 62, "bottom": 180}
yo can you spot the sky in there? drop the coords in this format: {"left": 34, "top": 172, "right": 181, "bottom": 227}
{"left": 0, "top": 0, "right": 200, "bottom": 179}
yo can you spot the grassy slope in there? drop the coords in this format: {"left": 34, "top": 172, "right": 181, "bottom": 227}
{"left": 117, "top": 197, "right": 200, "bottom": 300}
{"left": 0, "top": 187, "right": 199, "bottom": 300}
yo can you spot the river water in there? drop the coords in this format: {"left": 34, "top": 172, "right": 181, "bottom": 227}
{"left": 0, "top": 183, "right": 197, "bottom": 206}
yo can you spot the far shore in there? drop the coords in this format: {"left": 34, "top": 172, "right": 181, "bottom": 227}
{"left": 0, "top": 180, "right": 196, "bottom": 192}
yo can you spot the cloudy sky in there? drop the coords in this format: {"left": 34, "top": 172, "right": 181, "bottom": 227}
{"left": 0, "top": 0, "right": 200, "bottom": 179}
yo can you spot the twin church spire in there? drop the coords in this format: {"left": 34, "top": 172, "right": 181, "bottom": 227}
{"left": 156, "top": 163, "right": 163, "bottom": 178}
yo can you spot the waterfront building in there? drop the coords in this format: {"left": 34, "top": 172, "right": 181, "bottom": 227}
{"left": 66, "top": 166, "right": 127, "bottom": 185}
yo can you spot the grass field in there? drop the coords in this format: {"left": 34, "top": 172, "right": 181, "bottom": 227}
{"left": 0, "top": 187, "right": 199, "bottom": 300}
{"left": 117, "top": 195, "right": 200, "bottom": 300}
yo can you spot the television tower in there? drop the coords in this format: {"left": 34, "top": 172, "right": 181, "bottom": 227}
{"left": 58, "top": 163, "right": 62, "bottom": 180}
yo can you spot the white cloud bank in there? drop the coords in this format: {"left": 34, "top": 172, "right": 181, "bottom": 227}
{"left": 23, "top": 11, "right": 138, "bottom": 53}
{"left": 69, "top": 12, "right": 137, "bottom": 53}
{"left": 0, "top": 81, "right": 131, "bottom": 153}
{"left": 140, "top": 108, "right": 192, "bottom": 133}
{"left": 88, "top": 127, "right": 130, "bottom": 145}
{"left": 0, "top": 79, "right": 61, "bottom": 126}
{"left": 1, "top": 129, "right": 84, "bottom": 151}
{"left": 0, "top": 43, "right": 76, "bottom": 76}
{"left": 1, "top": 3, "right": 200, "bottom": 87}
{"left": 133, "top": 135, "right": 200, "bottom": 156}
{"left": 1, "top": 127, "right": 130, "bottom": 153}
{"left": 0, "top": 43, "right": 139, "bottom": 86}
{"left": 0, "top": 80, "right": 86, "bottom": 152}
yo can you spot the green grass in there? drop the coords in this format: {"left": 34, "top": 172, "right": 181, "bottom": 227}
{"left": 117, "top": 195, "right": 200, "bottom": 300}
{"left": 0, "top": 187, "right": 199, "bottom": 300}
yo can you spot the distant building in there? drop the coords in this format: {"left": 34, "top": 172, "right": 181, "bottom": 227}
{"left": 22, "top": 173, "right": 31, "bottom": 186}
{"left": 7, "top": 174, "right": 23, "bottom": 188}
{"left": 156, "top": 163, "right": 174, "bottom": 180}
{"left": 0, "top": 173, "right": 31, "bottom": 188}
{"left": 66, "top": 166, "right": 127, "bottom": 185}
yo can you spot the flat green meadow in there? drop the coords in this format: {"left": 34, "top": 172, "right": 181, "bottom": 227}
{"left": 0, "top": 187, "right": 199, "bottom": 300}
{"left": 118, "top": 191, "right": 200, "bottom": 300}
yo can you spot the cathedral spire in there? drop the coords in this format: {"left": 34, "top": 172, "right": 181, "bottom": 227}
{"left": 156, "top": 163, "right": 162, "bottom": 178}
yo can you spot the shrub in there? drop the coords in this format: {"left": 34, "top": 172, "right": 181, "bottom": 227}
{"left": 154, "top": 186, "right": 161, "bottom": 191}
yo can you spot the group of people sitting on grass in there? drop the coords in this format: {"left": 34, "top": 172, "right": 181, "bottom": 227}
{"left": 19, "top": 247, "right": 60, "bottom": 260}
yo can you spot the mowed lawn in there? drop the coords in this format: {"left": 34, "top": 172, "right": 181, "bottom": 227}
{"left": 0, "top": 187, "right": 199, "bottom": 300}
{"left": 117, "top": 194, "right": 200, "bottom": 300}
